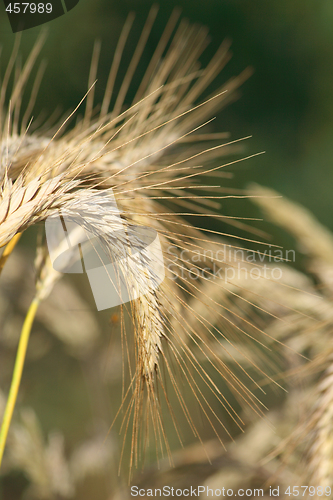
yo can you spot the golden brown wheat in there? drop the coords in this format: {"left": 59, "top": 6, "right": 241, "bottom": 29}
{"left": 0, "top": 9, "right": 307, "bottom": 481}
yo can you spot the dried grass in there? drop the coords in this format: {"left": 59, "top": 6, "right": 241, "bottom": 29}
{"left": 0, "top": 7, "right": 328, "bottom": 497}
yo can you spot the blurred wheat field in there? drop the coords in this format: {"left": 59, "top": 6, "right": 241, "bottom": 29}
{"left": 0, "top": 6, "right": 332, "bottom": 500}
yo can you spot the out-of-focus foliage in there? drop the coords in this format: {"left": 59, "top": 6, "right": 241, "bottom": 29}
{"left": 1, "top": 0, "right": 333, "bottom": 233}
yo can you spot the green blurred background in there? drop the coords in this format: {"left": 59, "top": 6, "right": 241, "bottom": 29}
{"left": 1, "top": 0, "right": 333, "bottom": 231}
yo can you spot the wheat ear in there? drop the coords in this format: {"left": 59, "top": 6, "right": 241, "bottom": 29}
{"left": 0, "top": 9, "right": 306, "bottom": 480}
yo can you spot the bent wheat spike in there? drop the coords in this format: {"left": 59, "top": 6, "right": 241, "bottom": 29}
{"left": 0, "top": 8, "right": 309, "bottom": 482}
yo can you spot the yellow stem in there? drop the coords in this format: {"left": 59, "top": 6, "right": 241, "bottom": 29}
{"left": 0, "top": 233, "right": 21, "bottom": 274}
{"left": 0, "top": 296, "right": 40, "bottom": 468}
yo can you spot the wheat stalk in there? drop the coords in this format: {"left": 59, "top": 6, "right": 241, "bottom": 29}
{"left": 306, "top": 356, "right": 333, "bottom": 492}
{"left": 0, "top": 297, "right": 39, "bottom": 466}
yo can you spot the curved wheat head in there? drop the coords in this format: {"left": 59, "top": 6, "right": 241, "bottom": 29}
{"left": 0, "top": 7, "right": 305, "bottom": 481}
